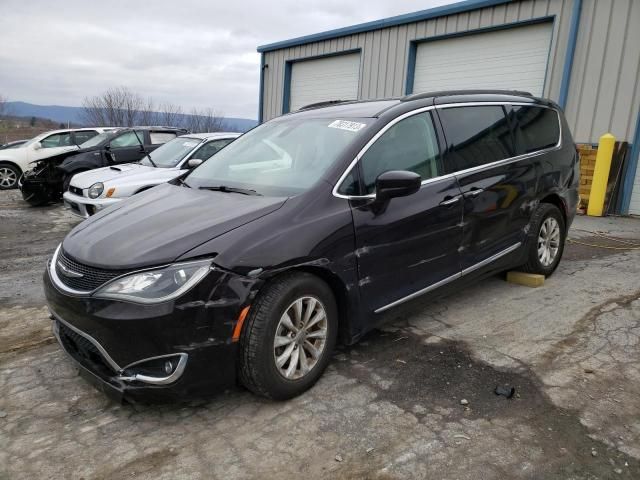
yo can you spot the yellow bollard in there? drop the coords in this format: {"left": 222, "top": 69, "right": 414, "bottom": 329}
{"left": 587, "top": 133, "right": 616, "bottom": 216}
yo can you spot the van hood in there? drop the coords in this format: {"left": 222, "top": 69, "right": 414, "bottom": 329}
{"left": 62, "top": 183, "right": 287, "bottom": 269}
{"left": 71, "top": 163, "right": 158, "bottom": 189}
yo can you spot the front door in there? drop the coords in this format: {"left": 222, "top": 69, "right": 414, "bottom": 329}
{"left": 348, "top": 111, "right": 464, "bottom": 314}
{"left": 108, "top": 131, "right": 146, "bottom": 164}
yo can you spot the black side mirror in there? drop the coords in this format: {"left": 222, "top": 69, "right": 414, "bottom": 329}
{"left": 375, "top": 170, "right": 421, "bottom": 202}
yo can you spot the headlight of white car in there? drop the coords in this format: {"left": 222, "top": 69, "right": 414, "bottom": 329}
{"left": 88, "top": 182, "right": 104, "bottom": 199}
{"left": 93, "top": 259, "right": 212, "bottom": 303}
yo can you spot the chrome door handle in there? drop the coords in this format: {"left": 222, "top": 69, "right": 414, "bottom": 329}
{"left": 439, "top": 195, "right": 461, "bottom": 206}
{"left": 464, "top": 188, "right": 484, "bottom": 197}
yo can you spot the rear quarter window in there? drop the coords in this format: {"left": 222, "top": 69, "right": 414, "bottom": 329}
{"left": 512, "top": 106, "right": 560, "bottom": 153}
{"left": 438, "top": 106, "right": 514, "bottom": 173}
{"left": 150, "top": 132, "right": 177, "bottom": 144}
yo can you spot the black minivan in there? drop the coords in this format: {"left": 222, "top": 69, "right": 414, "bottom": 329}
{"left": 45, "top": 91, "right": 579, "bottom": 401}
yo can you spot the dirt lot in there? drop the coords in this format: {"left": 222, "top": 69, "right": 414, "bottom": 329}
{"left": 1, "top": 189, "right": 640, "bottom": 479}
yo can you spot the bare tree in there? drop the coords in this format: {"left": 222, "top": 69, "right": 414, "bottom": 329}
{"left": 81, "top": 87, "right": 145, "bottom": 127}
{"left": 81, "top": 87, "right": 225, "bottom": 131}
{"left": 157, "top": 103, "right": 183, "bottom": 127}
{"left": 186, "top": 107, "right": 225, "bottom": 133}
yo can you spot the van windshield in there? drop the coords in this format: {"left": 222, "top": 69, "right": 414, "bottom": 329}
{"left": 185, "top": 117, "right": 372, "bottom": 196}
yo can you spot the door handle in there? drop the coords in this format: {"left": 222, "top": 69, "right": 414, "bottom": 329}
{"left": 439, "top": 195, "right": 461, "bottom": 206}
{"left": 464, "top": 188, "right": 484, "bottom": 197}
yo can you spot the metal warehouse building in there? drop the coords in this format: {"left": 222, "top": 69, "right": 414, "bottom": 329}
{"left": 256, "top": 0, "right": 640, "bottom": 215}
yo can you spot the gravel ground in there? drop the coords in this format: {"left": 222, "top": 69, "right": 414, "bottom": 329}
{"left": 1, "top": 189, "right": 640, "bottom": 479}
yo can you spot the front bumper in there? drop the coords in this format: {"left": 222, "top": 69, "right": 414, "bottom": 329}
{"left": 44, "top": 261, "right": 257, "bottom": 402}
{"left": 63, "top": 191, "right": 120, "bottom": 218}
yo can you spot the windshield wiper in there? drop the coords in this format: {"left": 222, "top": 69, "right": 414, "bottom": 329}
{"left": 198, "top": 185, "right": 261, "bottom": 196}
{"left": 176, "top": 177, "right": 191, "bottom": 188}
{"left": 143, "top": 153, "right": 157, "bottom": 168}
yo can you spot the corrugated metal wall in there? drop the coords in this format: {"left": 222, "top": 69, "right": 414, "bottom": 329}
{"left": 261, "top": 0, "right": 640, "bottom": 144}
{"left": 566, "top": 0, "right": 640, "bottom": 143}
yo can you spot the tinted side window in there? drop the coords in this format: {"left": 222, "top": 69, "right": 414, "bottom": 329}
{"left": 438, "top": 106, "right": 514, "bottom": 172}
{"left": 358, "top": 112, "right": 441, "bottom": 194}
{"left": 512, "top": 106, "right": 560, "bottom": 153}
{"left": 74, "top": 130, "right": 98, "bottom": 144}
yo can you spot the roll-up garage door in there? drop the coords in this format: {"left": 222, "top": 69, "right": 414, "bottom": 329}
{"left": 413, "top": 22, "right": 553, "bottom": 96}
{"left": 289, "top": 52, "right": 360, "bottom": 111}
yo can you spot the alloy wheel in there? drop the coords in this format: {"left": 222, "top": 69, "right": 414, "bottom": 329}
{"left": 273, "top": 296, "right": 328, "bottom": 380}
{"left": 0, "top": 167, "right": 17, "bottom": 188}
{"left": 537, "top": 217, "right": 561, "bottom": 267}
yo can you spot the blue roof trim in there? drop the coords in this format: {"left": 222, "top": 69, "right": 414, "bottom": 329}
{"left": 257, "top": 0, "right": 511, "bottom": 53}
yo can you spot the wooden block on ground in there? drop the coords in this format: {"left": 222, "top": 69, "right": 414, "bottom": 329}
{"left": 506, "top": 271, "right": 545, "bottom": 288}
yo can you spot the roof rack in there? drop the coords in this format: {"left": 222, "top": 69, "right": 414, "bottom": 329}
{"left": 297, "top": 100, "right": 348, "bottom": 110}
{"left": 401, "top": 89, "right": 533, "bottom": 102}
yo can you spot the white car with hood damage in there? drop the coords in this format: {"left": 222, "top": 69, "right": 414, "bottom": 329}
{"left": 63, "top": 132, "right": 240, "bottom": 218}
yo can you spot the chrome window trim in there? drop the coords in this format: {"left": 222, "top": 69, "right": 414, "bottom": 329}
{"left": 332, "top": 102, "right": 563, "bottom": 200}
{"left": 374, "top": 242, "right": 521, "bottom": 313}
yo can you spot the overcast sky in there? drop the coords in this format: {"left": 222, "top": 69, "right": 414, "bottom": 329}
{"left": 0, "top": 0, "right": 451, "bottom": 119}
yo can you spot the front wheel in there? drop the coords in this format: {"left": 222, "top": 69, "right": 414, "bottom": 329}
{"left": 520, "top": 203, "right": 566, "bottom": 276}
{"left": 238, "top": 272, "right": 338, "bottom": 400}
{"left": 0, "top": 164, "right": 21, "bottom": 190}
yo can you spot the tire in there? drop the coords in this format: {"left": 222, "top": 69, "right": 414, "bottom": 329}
{"left": 520, "top": 203, "right": 566, "bottom": 276}
{"left": 62, "top": 171, "right": 78, "bottom": 192}
{"left": 0, "top": 163, "right": 21, "bottom": 190}
{"left": 238, "top": 272, "right": 338, "bottom": 400}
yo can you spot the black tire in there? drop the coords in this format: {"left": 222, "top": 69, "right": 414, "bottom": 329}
{"left": 0, "top": 163, "right": 21, "bottom": 190}
{"left": 520, "top": 203, "right": 566, "bottom": 276}
{"left": 62, "top": 174, "right": 72, "bottom": 192}
{"left": 238, "top": 272, "right": 338, "bottom": 400}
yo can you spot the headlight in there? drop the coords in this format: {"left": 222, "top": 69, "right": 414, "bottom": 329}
{"left": 93, "top": 259, "right": 212, "bottom": 303}
{"left": 88, "top": 182, "right": 104, "bottom": 199}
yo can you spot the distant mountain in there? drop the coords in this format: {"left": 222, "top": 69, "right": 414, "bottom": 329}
{"left": 6, "top": 101, "right": 258, "bottom": 133}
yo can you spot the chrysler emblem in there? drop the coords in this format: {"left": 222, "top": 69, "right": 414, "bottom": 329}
{"left": 57, "top": 262, "right": 84, "bottom": 278}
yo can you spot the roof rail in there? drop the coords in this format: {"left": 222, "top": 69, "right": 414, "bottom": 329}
{"left": 297, "top": 100, "right": 347, "bottom": 110}
{"left": 401, "top": 89, "right": 533, "bottom": 102}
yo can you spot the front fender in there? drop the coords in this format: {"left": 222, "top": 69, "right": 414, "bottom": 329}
{"left": 59, "top": 152, "right": 105, "bottom": 174}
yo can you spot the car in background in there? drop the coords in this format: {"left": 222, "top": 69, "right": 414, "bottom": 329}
{"left": 0, "top": 128, "right": 111, "bottom": 190}
{"left": 20, "top": 126, "right": 187, "bottom": 205}
{"left": 63, "top": 132, "right": 240, "bottom": 218}
{"left": 0, "top": 139, "right": 29, "bottom": 150}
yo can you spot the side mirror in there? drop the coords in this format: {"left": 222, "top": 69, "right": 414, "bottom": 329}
{"left": 188, "top": 158, "right": 203, "bottom": 169}
{"left": 32, "top": 142, "right": 42, "bottom": 150}
{"left": 375, "top": 170, "right": 421, "bottom": 201}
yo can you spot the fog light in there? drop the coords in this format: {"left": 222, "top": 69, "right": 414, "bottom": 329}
{"left": 164, "top": 360, "right": 173, "bottom": 374}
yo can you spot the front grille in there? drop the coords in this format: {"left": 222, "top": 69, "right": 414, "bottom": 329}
{"left": 57, "top": 321, "right": 115, "bottom": 375}
{"left": 69, "top": 186, "right": 83, "bottom": 196}
{"left": 55, "top": 250, "right": 127, "bottom": 291}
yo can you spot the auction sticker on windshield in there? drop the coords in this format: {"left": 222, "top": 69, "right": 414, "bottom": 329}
{"left": 328, "top": 120, "right": 366, "bottom": 132}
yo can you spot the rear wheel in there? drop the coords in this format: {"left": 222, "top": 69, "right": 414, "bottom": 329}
{"left": 238, "top": 272, "right": 338, "bottom": 400}
{"left": 520, "top": 203, "right": 565, "bottom": 276}
{"left": 0, "top": 163, "right": 21, "bottom": 190}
